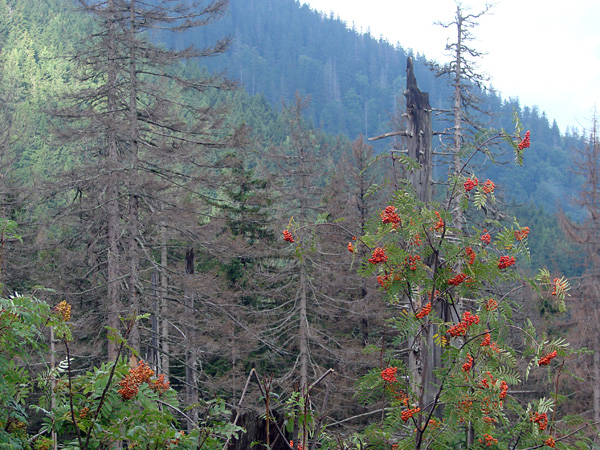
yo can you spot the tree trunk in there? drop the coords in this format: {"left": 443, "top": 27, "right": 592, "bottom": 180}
{"left": 160, "top": 224, "right": 169, "bottom": 377}
{"left": 106, "top": 0, "right": 121, "bottom": 361}
{"left": 184, "top": 247, "right": 198, "bottom": 431}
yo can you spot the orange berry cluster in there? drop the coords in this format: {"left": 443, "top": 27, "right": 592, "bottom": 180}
{"left": 448, "top": 311, "right": 480, "bottom": 337}
{"left": 479, "top": 434, "right": 498, "bottom": 447}
{"left": 347, "top": 242, "right": 354, "bottom": 253}
{"left": 289, "top": 441, "right": 305, "bottom": 450}
{"left": 380, "top": 205, "right": 401, "bottom": 227}
{"left": 381, "top": 366, "right": 398, "bottom": 383}
{"left": 544, "top": 437, "right": 556, "bottom": 447}
{"left": 465, "top": 246, "right": 476, "bottom": 265}
{"left": 464, "top": 177, "right": 478, "bottom": 192}
{"left": 54, "top": 300, "right": 71, "bottom": 322}
{"left": 518, "top": 130, "right": 531, "bottom": 150}
{"left": 479, "top": 372, "right": 508, "bottom": 399}
{"left": 411, "top": 233, "right": 422, "bottom": 246}
{"left": 401, "top": 407, "right": 420, "bottom": 421}
{"left": 485, "top": 298, "right": 498, "bottom": 311}
{"left": 514, "top": 226, "right": 530, "bottom": 241}
{"left": 481, "top": 333, "right": 491, "bottom": 347}
{"left": 448, "top": 273, "right": 468, "bottom": 286}
{"left": 416, "top": 302, "right": 431, "bottom": 319}
{"left": 406, "top": 254, "right": 421, "bottom": 270}
{"left": 481, "top": 229, "right": 491, "bottom": 245}
{"left": 483, "top": 416, "right": 496, "bottom": 424}
{"left": 79, "top": 407, "right": 90, "bottom": 419}
{"left": 462, "top": 354, "right": 474, "bottom": 373}
{"left": 434, "top": 211, "right": 444, "bottom": 230}
{"left": 369, "top": 247, "right": 388, "bottom": 264}
{"left": 482, "top": 179, "right": 495, "bottom": 194}
{"left": 551, "top": 277, "right": 568, "bottom": 296}
{"left": 498, "top": 255, "right": 515, "bottom": 269}
{"left": 282, "top": 230, "right": 294, "bottom": 242}
{"left": 118, "top": 360, "right": 170, "bottom": 400}
{"left": 538, "top": 350, "right": 558, "bottom": 366}
{"left": 531, "top": 412, "right": 548, "bottom": 431}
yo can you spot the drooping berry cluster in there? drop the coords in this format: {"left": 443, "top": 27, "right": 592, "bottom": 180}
{"left": 283, "top": 230, "right": 294, "bottom": 242}
{"left": 401, "top": 407, "right": 420, "bottom": 421}
{"left": 465, "top": 246, "right": 476, "bottom": 265}
{"left": 289, "top": 441, "right": 305, "bottom": 450}
{"left": 406, "top": 254, "right": 421, "bottom": 270}
{"left": 544, "top": 437, "right": 556, "bottom": 448}
{"left": 464, "top": 177, "right": 478, "bottom": 192}
{"left": 518, "top": 130, "right": 531, "bottom": 150}
{"left": 461, "top": 354, "right": 474, "bottom": 373}
{"left": 434, "top": 211, "right": 444, "bottom": 230}
{"left": 480, "top": 434, "right": 498, "bottom": 447}
{"left": 380, "top": 205, "right": 401, "bottom": 227}
{"left": 514, "top": 226, "right": 530, "bottom": 241}
{"left": 347, "top": 242, "right": 354, "bottom": 253}
{"left": 118, "top": 360, "right": 170, "bottom": 400}
{"left": 498, "top": 256, "right": 515, "bottom": 269}
{"left": 448, "top": 311, "right": 480, "bottom": 337}
{"left": 485, "top": 298, "right": 498, "bottom": 311}
{"left": 381, "top": 366, "right": 398, "bottom": 383}
{"left": 538, "top": 350, "right": 558, "bottom": 366}
{"left": 415, "top": 302, "right": 431, "bottom": 319}
{"left": 369, "top": 247, "right": 388, "bottom": 264}
{"left": 531, "top": 412, "right": 548, "bottom": 431}
{"left": 448, "top": 273, "right": 468, "bottom": 286}
{"left": 481, "top": 229, "right": 491, "bottom": 245}
{"left": 551, "top": 277, "right": 568, "bottom": 296}
{"left": 482, "top": 179, "right": 495, "bottom": 194}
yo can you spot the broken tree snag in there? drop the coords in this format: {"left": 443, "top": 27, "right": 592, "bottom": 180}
{"left": 405, "top": 56, "right": 433, "bottom": 203}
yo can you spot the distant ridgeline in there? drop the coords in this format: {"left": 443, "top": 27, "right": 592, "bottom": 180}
{"left": 158, "top": 0, "right": 584, "bottom": 216}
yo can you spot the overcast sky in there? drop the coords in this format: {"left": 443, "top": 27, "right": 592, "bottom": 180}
{"left": 301, "top": 0, "right": 600, "bottom": 133}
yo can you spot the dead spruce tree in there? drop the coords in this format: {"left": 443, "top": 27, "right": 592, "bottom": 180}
{"left": 52, "top": 0, "right": 243, "bottom": 376}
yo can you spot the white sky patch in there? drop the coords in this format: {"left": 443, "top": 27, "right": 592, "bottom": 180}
{"left": 301, "top": 0, "right": 600, "bottom": 132}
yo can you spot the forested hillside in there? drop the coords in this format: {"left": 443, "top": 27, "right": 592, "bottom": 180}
{"left": 0, "top": 0, "right": 596, "bottom": 449}
{"left": 174, "top": 0, "right": 584, "bottom": 216}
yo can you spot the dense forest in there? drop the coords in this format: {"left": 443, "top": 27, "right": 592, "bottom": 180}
{"left": 0, "top": 0, "right": 598, "bottom": 449}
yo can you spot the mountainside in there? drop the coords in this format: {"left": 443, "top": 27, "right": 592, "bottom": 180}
{"left": 167, "top": 0, "right": 584, "bottom": 215}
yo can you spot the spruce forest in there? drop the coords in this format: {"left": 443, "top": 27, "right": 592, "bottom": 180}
{"left": 1, "top": 0, "right": 598, "bottom": 449}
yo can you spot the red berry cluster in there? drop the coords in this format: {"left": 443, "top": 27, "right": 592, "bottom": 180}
{"left": 401, "top": 407, "right": 420, "bottom": 421}
{"left": 381, "top": 366, "right": 398, "bottom": 383}
{"left": 406, "top": 254, "right": 421, "bottom": 270}
{"left": 482, "top": 179, "right": 495, "bottom": 194}
{"left": 480, "top": 434, "right": 498, "bottom": 447}
{"left": 481, "top": 229, "right": 491, "bottom": 245}
{"left": 411, "top": 233, "right": 422, "bottom": 246}
{"left": 518, "top": 130, "right": 531, "bottom": 150}
{"left": 538, "top": 350, "right": 558, "bottom": 366}
{"left": 498, "top": 256, "right": 515, "bottom": 269}
{"left": 347, "top": 242, "right": 354, "bottom": 253}
{"left": 380, "top": 205, "right": 401, "bottom": 227}
{"left": 485, "top": 298, "right": 498, "bottom": 311}
{"left": 448, "top": 273, "right": 468, "bottom": 286}
{"left": 369, "top": 247, "right": 388, "bottom": 264}
{"left": 464, "top": 177, "right": 478, "bottom": 192}
{"left": 416, "top": 302, "right": 431, "bottom": 319}
{"left": 448, "top": 311, "right": 480, "bottom": 337}
{"left": 118, "top": 360, "right": 170, "bottom": 400}
{"left": 531, "top": 412, "right": 548, "bottom": 431}
{"left": 434, "top": 211, "right": 444, "bottom": 231}
{"left": 514, "top": 226, "right": 530, "bottom": 241}
{"left": 465, "top": 246, "right": 476, "bottom": 265}
{"left": 289, "top": 441, "right": 305, "bottom": 450}
{"left": 551, "top": 277, "right": 567, "bottom": 296}
{"left": 480, "top": 333, "right": 491, "bottom": 347}
{"left": 461, "top": 353, "right": 474, "bottom": 373}
{"left": 544, "top": 437, "right": 556, "bottom": 448}
{"left": 283, "top": 230, "right": 294, "bottom": 242}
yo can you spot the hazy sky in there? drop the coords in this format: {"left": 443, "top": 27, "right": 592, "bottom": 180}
{"left": 301, "top": 0, "right": 600, "bottom": 133}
